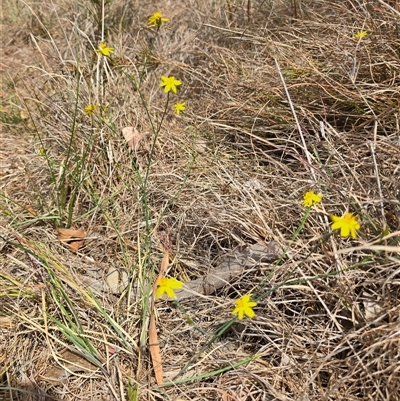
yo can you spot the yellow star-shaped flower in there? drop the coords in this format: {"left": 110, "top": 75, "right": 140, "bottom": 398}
{"left": 84, "top": 104, "right": 98, "bottom": 116}
{"left": 173, "top": 102, "right": 186, "bottom": 115}
{"left": 330, "top": 212, "right": 361, "bottom": 239}
{"left": 302, "top": 191, "right": 322, "bottom": 207}
{"left": 148, "top": 11, "right": 169, "bottom": 28}
{"left": 353, "top": 30, "right": 368, "bottom": 40}
{"left": 155, "top": 277, "right": 183, "bottom": 299}
{"left": 95, "top": 42, "right": 114, "bottom": 57}
{"left": 160, "top": 76, "right": 182, "bottom": 94}
{"left": 232, "top": 294, "right": 257, "bottom": 320}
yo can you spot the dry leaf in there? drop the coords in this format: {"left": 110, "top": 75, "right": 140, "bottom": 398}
{"left": 24, "top": 204, "right": 37, "bottom": 217}
{"left": 149, "top": 251, "right": 170, "bottom": 385}
{"left": 0, "top": 316, "right": 13, "bottom": 328}
{"left": 149, "top": 313, "right": 163, "bottom": 385}
{"left": 105, "top": 267, "right": 129, "bottom": 294}
{"left": 57, "top": 227, "right": 86, "bottom": 253}
{"left": 42, "top": 348, "right": 97, "bottom": 383}
{"left": 158, "top": 250, "right": 170, "bottom": 282}
{"left": 122, "top": 126, "right": 141, "bottom": 152}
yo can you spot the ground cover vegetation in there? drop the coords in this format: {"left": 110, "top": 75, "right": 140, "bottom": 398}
{"left": 0, "top": 0, "right": 399, "bottom": 400}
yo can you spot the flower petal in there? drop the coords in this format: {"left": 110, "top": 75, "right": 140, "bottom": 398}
{"left": 155, "top": 286, "right": 166, "bottom": 299}
{"left": 244, "top": 306, "right": 255, "bottom": 319}
{"left": 168, "top": 278, "right": 183, "bottom": 289}
{"left": 164, "top": 286, "right": 176, "bottom": 299}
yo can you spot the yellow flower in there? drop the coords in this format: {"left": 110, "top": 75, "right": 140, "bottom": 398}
{"left": 155, "top": 277, "right": 183, "bottom": 299}
{"left": 353, "top": 30, "right": 368, "bottom": 39}
{"left": 96, "top": 42, "right": 114, "bottom": 57}
{"left": 173, "top": 102, "right": 186, "bottom": 115}
{"left": 160, "top": 76, "right": 182, "bottom": 94}
{"left": 84, "top": 104, "right": 98, "bottom": 116}
{"left": 232, "top": 294, "right": 257, "bottom": 320}
{"left": 148, "top": 11, "right": 169, "bottom": 27}
{"left": 330, "top": 212, "right": 361, "bottom": 239}
{"left": 302, "top": 191, "right": 322, "bottom": 207}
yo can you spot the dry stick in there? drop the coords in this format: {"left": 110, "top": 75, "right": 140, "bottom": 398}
{"left": 101, "top": 0, "right": 105, "bottom": 43}
{"left": 330, "top": 244, "right": 400, "bottom": 256}
{"left": 273, "top": 59, "right": 351, "bottom": 316}
{"left": 274, "top": 58, "right": 316, "bottom": 182}
{"left": 370, "top": 120, "right": 387, "bottom": 226}
{"left": 148, "top": 251, "right": 170, "bottom": 385}
{"left": 274, "top": 57, "right": 341, "bottom": 271}
{"left": 96, "top": 0, "right": 105, "bottom": 102}
{"left": 293, "top": 0, "right": 298, "bottom": 19}
{"left": 95, "top": 0, "right": 114, "bottom": 109}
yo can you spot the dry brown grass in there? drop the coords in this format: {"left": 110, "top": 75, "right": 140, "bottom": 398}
{"left": 1, "top": 0, "right": 400, "bottom": 400}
